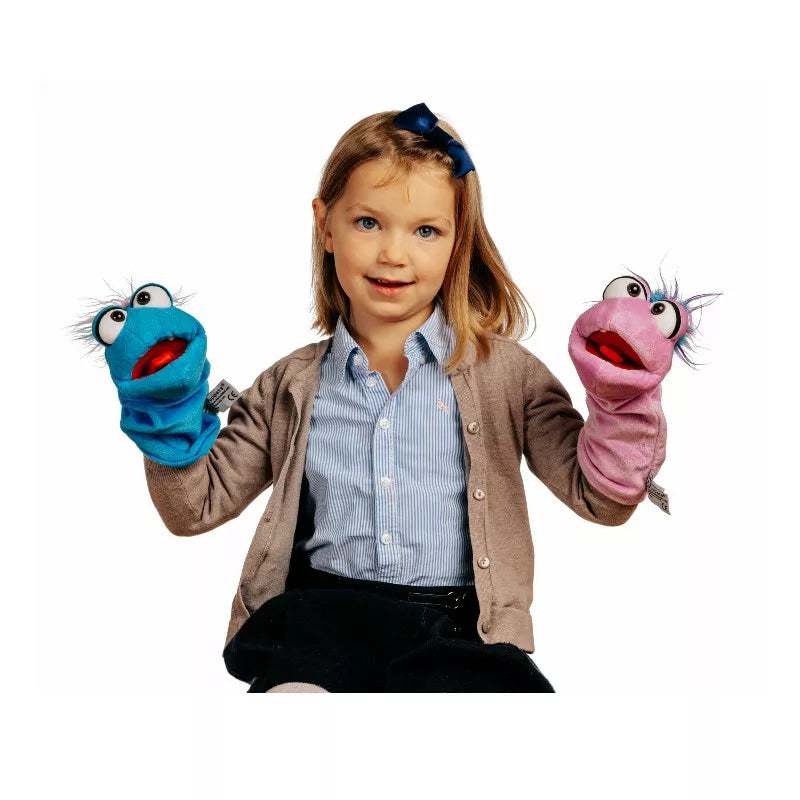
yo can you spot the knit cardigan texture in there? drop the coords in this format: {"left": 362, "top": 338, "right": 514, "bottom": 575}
{"left": 144, "top": 334, "right": 638, "bottom": 653}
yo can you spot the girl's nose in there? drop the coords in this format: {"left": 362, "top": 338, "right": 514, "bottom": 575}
{"left": 378, "top": 233, "right": 407, "bottom": 265}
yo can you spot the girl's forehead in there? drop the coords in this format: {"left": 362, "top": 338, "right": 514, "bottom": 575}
{"left": 342, "top": 159, "right": 455, "bottom": 215}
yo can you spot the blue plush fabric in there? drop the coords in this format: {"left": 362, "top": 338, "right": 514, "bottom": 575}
{"left": 101, "top": 305, "right": 220, "bottom": 467}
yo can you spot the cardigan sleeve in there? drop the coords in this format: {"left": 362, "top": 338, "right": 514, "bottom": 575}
{"left": 522, "top": 352, "right": 637, "bottom": 527}
{"left": 143, "top": 366, "right": 276, "bottom": 536}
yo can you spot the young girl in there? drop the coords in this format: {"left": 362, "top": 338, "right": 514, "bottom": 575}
{"left": 137, "top": 102, "right": 661, "bottom": 692}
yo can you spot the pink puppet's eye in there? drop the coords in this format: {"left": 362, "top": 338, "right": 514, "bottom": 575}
{"left": 602, "top": 276, "right": 649, "bottom": 302}
{"left": 650, "top": 300, "right": 681, "bottom": 338}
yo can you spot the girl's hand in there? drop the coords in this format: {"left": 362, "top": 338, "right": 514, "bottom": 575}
{"left": 91, "top": 282, "right": 220, "bottom": 467}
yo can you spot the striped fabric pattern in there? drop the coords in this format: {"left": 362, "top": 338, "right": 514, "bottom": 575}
{"left": 299, "top": 299, "right": 474, "bottom": 586}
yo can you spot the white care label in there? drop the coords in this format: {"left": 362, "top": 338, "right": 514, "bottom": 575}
{"left": 205, "top": 379, "right": 240, "bottom": 414}
{"left": 646, "top": 473, "right": 671, "bottom": 515}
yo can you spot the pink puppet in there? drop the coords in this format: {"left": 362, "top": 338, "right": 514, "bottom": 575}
{"left": 569, "top": 273, "right": 720, "bottom": 511}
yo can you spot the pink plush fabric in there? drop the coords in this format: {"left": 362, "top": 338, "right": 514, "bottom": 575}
{"left": 568, "top": 297, "right": 677, "bottom": 504}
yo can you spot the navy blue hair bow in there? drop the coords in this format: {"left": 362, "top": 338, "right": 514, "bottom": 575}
{"left": 392, "top": 102, "right": 475, "bottom": 178}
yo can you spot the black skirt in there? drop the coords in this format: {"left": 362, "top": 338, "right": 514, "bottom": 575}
{"left": 223, "top": 554, "right": 555, "bottom": 693}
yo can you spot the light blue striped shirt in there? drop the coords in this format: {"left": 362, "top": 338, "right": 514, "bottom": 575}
{"left": 298, "top": 299, "right": 474, "bottom": 586}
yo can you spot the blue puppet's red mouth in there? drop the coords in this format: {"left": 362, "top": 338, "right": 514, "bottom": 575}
{"left": 585, "top": 330, "right": 644, "bottom": 370}
{"left": 131, "top": 337, "right": 189, "bottom": 379}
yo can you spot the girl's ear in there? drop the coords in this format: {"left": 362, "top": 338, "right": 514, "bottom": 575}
{"left": 312, "top": 197, "right": 334, "bottom": 254}
{"left": 311, "top": 198, "right": 326, "bottom": 233}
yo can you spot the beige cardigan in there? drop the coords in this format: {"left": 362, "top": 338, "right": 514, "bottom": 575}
{"left": 144, "top": 334, "right": 636, "bottom": 653}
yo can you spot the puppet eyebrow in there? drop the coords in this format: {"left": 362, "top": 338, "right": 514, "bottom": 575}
{"left": 344, "top": 204, "right": 452, "bottom": 226}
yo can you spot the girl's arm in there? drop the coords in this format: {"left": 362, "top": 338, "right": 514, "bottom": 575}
{"left": 144, "top": 367, "right": 275, "bottom": 537}
{"left": 81, "top": 282, "right": 275, "bottom": 537}
{"left": 522, "top": 352, "right": 638, "bottom": 526}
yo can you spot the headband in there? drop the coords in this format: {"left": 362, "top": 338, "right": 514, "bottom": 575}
{"left": 392, "top": 102, "right": 475, "bottom": 178}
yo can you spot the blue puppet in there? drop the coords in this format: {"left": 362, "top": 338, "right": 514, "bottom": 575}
{"left": 86, "top": 282, "right": 221, "bottom": 467}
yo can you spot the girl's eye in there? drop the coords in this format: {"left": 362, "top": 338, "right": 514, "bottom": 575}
{"left": 417, "top": 225, "right": 439, "bottom": 239}
{"left": 130, "top": 283, "right": 173, "bottom": 309}
{"left": 602, "top": 276, "right": 649, "bottom": 302}
{"left": 650, "top": 300, "right": 682, "bottom": 338}
{"left": 355, "top": 217, "right": 377, "bottom": 231}
{"left": 354, "top": 217, "right": 440, "bottom": 239}
{"left": 94, "top": 307, "right": 127, "bottom": 346}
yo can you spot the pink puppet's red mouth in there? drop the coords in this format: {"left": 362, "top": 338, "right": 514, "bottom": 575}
{"left": 585, "top": 331, "right": 644, "bottom": 370}
{"left": 131, "top": 338, "right": 189, "bottom": 379}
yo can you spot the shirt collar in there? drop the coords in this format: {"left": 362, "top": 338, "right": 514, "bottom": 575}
{"left": 330, "top": 298, "right": 456, "bottom": 384}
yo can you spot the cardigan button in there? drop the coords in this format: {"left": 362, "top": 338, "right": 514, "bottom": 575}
{"left": 467, "top": 421, "right": 479, "bottom": 434}
{"left": 477, "top": 556, "right": 490, "bottom": 569}
{"left": 473, "top": 488, "right": 485, "bottom": 500}
{"left": 481, "top": 621, "right": 490, "bottom": 633}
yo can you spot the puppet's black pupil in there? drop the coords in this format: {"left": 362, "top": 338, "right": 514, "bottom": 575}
{"left": 137, "top": 291, "right": 151, "bottom": 305}
{"left": 111, "top": 310, "right": 125, "bottom": 322}
{"left": 651, "top": 302, "right": 665, "bottom": 315}
{"left": 627, "top": 283, "right": 641, "bottom": 297}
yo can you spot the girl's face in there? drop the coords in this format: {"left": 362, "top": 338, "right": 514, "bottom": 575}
{"left": 313, "top": 157, "right": 456, "bottom": 342}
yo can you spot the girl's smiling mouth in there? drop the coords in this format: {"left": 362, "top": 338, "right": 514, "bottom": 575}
{"left": 131, "top": 337, "right": 190, "bottom": 379}
{"left": 366, "top": 276, "right": 414, "bottom": 295}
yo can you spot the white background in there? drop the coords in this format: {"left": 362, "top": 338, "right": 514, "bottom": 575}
{"left": 40, "top": 80, "right": 755, "bottom": 697}
{"left": 5, "top": 1, "right": 796, "bottom": 798}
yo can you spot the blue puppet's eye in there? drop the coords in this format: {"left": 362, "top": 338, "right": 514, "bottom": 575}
{"left": 130, "top": 283, "right": 172, "bottom": 309}
{"left": 650, "top": 300, "right": 681, "bottom": 338}
{"left": 602, "top": 276, "right": 649, "bottom": 302}
{"left": 93, "top": 307, "right": 128, "bottom": 346}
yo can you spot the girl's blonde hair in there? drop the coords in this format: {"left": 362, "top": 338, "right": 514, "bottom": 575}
{"left": 310, "top": 109, "right": 535, "bottom": 376}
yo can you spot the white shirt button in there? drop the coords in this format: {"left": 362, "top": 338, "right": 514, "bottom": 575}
{"left": 478, "top": 556, "right": 490, "bottom": 569}
{"left": 353, "top": 354, "right": 362, "bottom": 365}
{"left": 381, "top": 532, "right": 392, "bottom": 545}
{"left": 379, "top": 417, "right": 390, "bottom": 429}
{"left": 419, "top": 355, "right": 426, "bottom": 364}
{"left": 366, "top": 377, "right": 377, "bottom": 388}
{"left": 380, "top": 476, "right": 391, "bottom": 487}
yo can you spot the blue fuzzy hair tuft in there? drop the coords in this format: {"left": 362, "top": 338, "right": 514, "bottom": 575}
{"left": 650, "top": 266, "right": 722, "bottom": 368}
